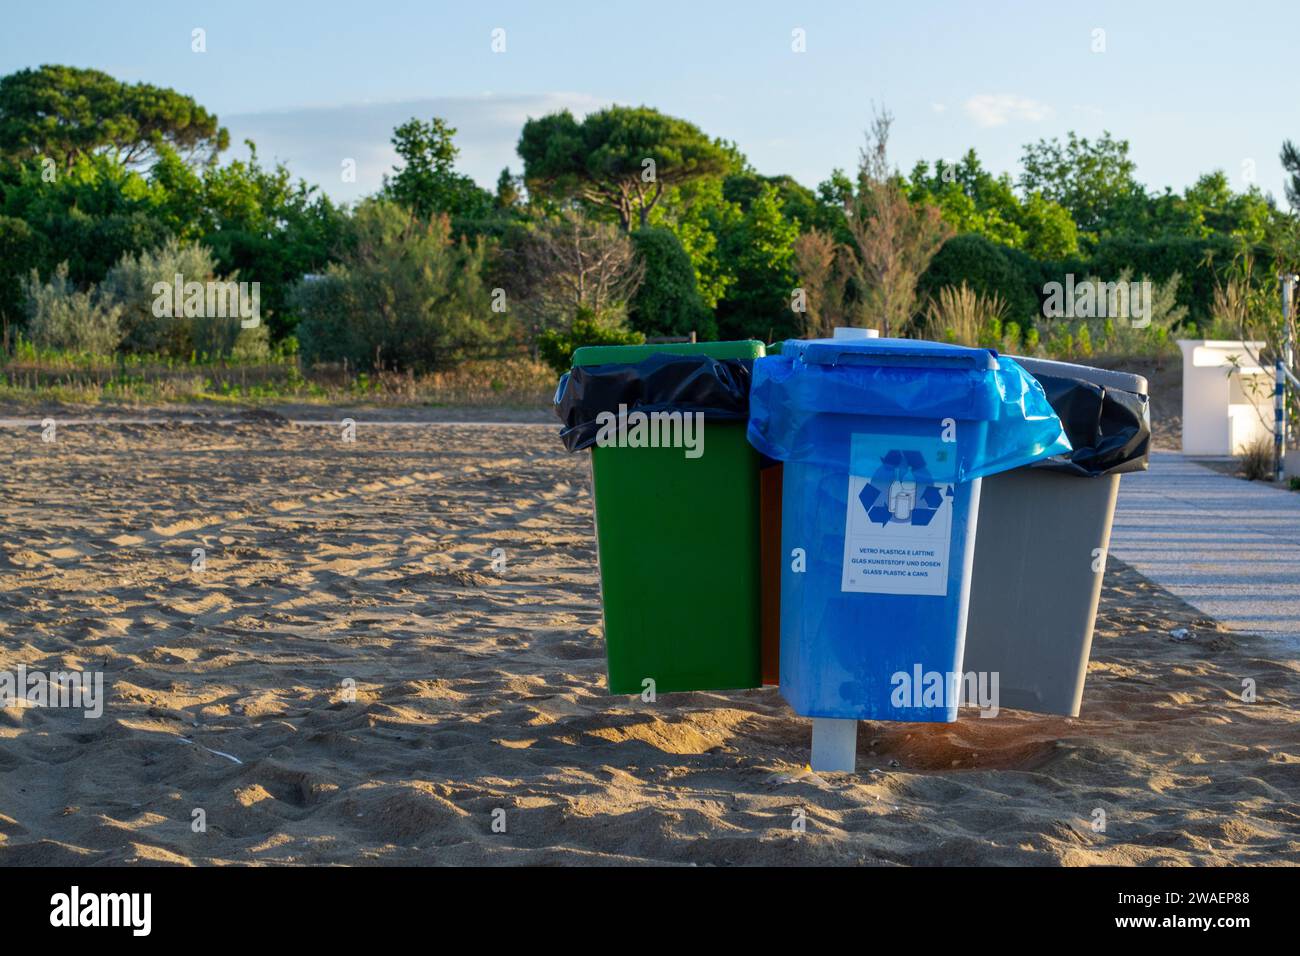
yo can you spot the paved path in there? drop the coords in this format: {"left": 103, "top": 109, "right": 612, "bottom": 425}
{"left": 1110, "top": 451, "right": 1300, "bottom": 651}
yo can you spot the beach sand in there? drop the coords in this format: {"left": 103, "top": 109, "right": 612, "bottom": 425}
{"left": 0, "top": 413, "right": 1296, "bottom": 865}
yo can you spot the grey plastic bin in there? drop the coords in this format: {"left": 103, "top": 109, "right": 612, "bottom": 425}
{"left": 963, "top": 357, "right": 1149, "bottom": 717}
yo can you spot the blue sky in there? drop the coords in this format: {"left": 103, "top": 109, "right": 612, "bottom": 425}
{"left": 2, "top": 0, "right": 1295, "bottom": 207}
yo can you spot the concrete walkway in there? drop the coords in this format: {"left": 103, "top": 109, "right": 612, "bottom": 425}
{"left": 1110, "top": 451, "right": 1300, "bottom": 651}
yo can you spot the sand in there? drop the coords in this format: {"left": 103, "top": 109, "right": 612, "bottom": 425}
{"left": 0, "top": 412, "right": 1296, "bottom": 866}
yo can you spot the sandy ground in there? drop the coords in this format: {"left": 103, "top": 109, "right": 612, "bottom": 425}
{"left": 0, "top": 416, "right": 1296, "bottom": 866}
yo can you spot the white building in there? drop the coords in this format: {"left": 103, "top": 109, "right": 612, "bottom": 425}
{"left": 1178, "top": 339, "right": 1274, "bottom": 456}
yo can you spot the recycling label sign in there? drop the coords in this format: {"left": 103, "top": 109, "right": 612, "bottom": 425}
{"left": 841, "top": 433, "right": 955, "bottom": 596}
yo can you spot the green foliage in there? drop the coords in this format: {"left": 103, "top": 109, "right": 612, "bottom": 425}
{"left": 920, "top": 234, "right": 1039, "bottom": 323}
{"left": 153, "top": 143, "right": 348, "bottom": 340}
{"left": 908, "top": 150, "right": 1080, "bottom": 260}
{"left": 0, "top": 65, "right": 228, "bottom": 168}
{"left": 722, "top": 171, "right": 843, "bottom": 235}
{"left": 1018, "top": 131, "right": 1144, "bottom": 242}
{"left": 3, "top": 62, "right": 1299, "bottom": 377}
{"left": 0, "top": 152, "right": 173, "bottom": 288}
{"left": 1283, "top": 140, "right": 1300, "bottom": 210}
{"left": 537, "top": 308, "right": 646, "bottom": 375}
{"left": 495, "top": 167, "right": 522, "bottom": 209}
{"left": 628, "top": 227, "right": 713, "bottom": 339}
{"left": 292, "top": 200, "right": 511, "bottom": 371}
{"left": 1018, "top": 191, "right": 1082, "bottom": 260}
{"left": 1084, "top": 235, "right": 1237, "bottom": 327}
{"left": 518, "top": 105, "right": 730, "bottom": 230}
{"left": 1037, "top": 270, "right": 1186, "bottom": 361}
{"left": 0, "top": 213, "right": 44, "bottom": 330}
{"left": 1176, "top": 172, "right": 1278, "bottom": 242}
{"left": 646, "top": 175, "right": 742, "bottom": 309}
{"left": 23, "top": 262, "right": 122, "bottom": 354}
{"left": 923, "top": 282, "right": 1007, "bottom": 347}
{"left": 384, "top": 117, "right": 493, "bottom": 220}
{"left": 0, "top": 139, "right": 345, "bottom": 343}
{"left": 715, "top": 182, "right": 799, "bottom": 341}
{"left": 98, "top": 237, "right": 262, "bottom": 359}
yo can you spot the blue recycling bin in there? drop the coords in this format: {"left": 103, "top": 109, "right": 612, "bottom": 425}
{"left": 748, "top": 336, "right": 1069, "bottom": 723}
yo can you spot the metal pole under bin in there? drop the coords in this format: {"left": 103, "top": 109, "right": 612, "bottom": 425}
{"left": 963, "top": 357, "right": 1149, "bottom": 718}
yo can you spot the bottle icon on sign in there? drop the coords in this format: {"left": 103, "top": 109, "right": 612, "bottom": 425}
{"left": 887, "top": 479, "right": 915, "bottom": 521}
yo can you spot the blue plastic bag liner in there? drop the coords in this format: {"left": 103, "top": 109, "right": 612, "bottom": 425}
{"left": 747, "top": 338, "right": 1070, "bottom": 482}
{"left": 749, "top": 337, "right": 1070, "bottom": 723}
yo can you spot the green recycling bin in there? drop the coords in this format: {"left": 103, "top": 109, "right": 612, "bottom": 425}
{"left": 558, "top": 340, "right": 765, "bottom": 695}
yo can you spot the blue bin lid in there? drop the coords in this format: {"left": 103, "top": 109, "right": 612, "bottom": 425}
{"left": 749, "top": 338, "right": 1071, "bottom": 481}
{"left": 784, "top": 336, "right": 1000, "bottom": 372}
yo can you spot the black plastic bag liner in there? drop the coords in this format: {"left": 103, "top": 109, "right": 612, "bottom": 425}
{"left": 1013, "top": 356, "right": 1151, "bottom": 477}
{"left": 555, "top": 354, "right": 753, "bottom": 452}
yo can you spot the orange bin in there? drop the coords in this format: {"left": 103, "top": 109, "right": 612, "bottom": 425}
{"left": 758, "top": 460, "right": 783, "bottom": 685}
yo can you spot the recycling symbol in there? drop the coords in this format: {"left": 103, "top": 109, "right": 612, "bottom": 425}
{"left": 858, "top": 449, "right": 952, "bottom": 528}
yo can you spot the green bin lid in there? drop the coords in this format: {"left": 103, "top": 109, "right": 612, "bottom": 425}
{"left": 572, "top": 339, "right": 765, "bottom": 367}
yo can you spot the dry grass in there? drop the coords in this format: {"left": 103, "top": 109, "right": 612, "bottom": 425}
{"left": 924, "top": 282, "right": 1007, "bottom": 346}
{"left": 1238, "top": 435, "right": 1277, "bottom": 481}
{"left": 0, "top": 354, "right": 557, "bottom": 408}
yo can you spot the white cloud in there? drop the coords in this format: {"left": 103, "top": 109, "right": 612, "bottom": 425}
{"left": 222, "top": 92, "right": 608, "bottom": 203}
{"left": 930, "top": 102, "right": 947, "bottom": 114}
{"left": 962, "top": 94, "right": 1053, "bottom": 128}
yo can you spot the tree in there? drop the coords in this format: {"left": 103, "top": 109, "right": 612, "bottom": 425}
{"left": 0, "top": 214, "right": 45, "bottom": 332}
{"left": 0, "top": 65, "right": 228, "bottom": 169}
{"left": 629, "top": 226, "right": 712, "bottom": 338}
{"left": 844, "top": 109, "right": 952, "bottom": 337}
{"left": 150, "top": 142, "right": 348, "bottom": 340}
{"left": 1177, "top": 172, "right": 1280, "bottom": 244}
{"left": 516, "top": 210, "right": 644, "bottom": 335}
{"left": 1, "top": 152, "right": 173, "bottom": 290}
{"left": 1018, "top": 191, "right": 1081, "bottom": 260}
{"left": 293, "top": 200, "right": 508, "bottom": 371}
{"left": 385, "top": 117, "right": 492, "bottom": 220}
{"left": 495, "top": 168, "right": 522, "bottom": 209}
{"left": 517, "top": 105, "right": 730, "bottom": 231}
{"left": 1282, "top": 140, "right": 1300, "bottom": 211}
{"left": 723, "top": 171, "right": 839, "bottom": 233}
{"left": 907, "top": 148, "right": 1079, "bottom": 259}
{"left": 647, "top": 175, "right": 743, "bottom": 308}
{"left": 715, "top": 182, "right": 799, "bottom": 341}
{"left": 1018, "top": 131, "right": 1143, "bottom": 240}
{"left": 792, "top": 229, "right": 853, "bottom": 337}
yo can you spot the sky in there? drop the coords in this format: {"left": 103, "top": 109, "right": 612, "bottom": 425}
{"left": 1, "top": 0, "right": 1296, "bottom": 207}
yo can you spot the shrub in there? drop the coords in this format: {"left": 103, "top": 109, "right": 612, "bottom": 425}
{"left": 22, "top": 263, "right": 122, "bottom": 354}
{"left": 919, "top": 234, "right": 1038, "bottom": 324}
{"left": 98, "top": 238, "right": 252, "bottom": 358}
{"left": 515, "top": 211, "right": 644, "bottom": 338}
{"left": 537, "top": 308, "right": 646, "bottom": 374}
{"left": 0, "top": 215, "right": 46, "bottom": 334}
{"left": 1239, "top": 435, "right": 1275, "bottom": 481}
{"left": 1035, "top": 269, "right": 1185, "bottom": 360}
{"left": 923, "top": 282, "right": 1007, "bottom": 347}
{"left": 1086, "top": 235, "right": 1239, "bottom": 328}
{"left": 293, "top": 199, "right": 513, "bottom": 371}
{"left": 629, "top": 227, "right": 713, "bottom": 339}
